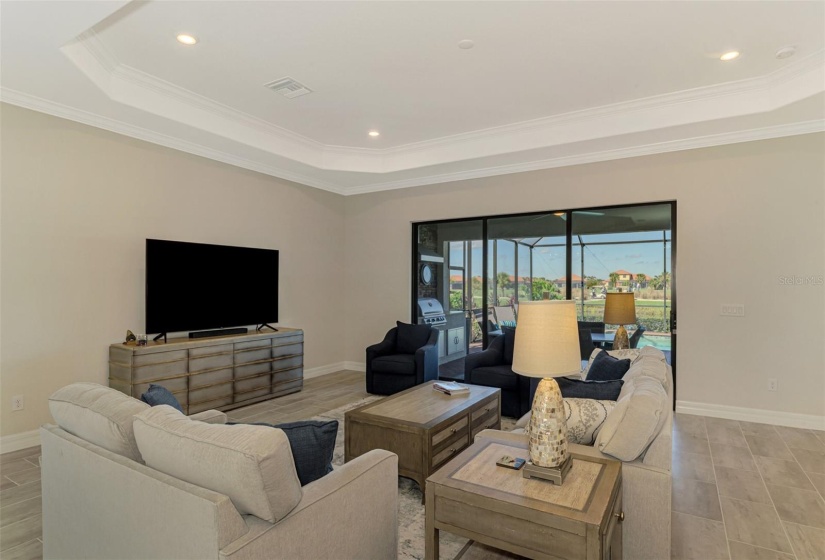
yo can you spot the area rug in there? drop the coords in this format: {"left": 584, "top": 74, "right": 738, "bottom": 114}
{"left": 313, "top": 396, "right": 517, "bottom": 560}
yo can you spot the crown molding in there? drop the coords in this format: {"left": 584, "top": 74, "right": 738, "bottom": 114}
{"left": 0, "top": 87, "right": 347, "bottom": 195}
{"left": 61, "top": 30, "right": 825, "bottom": 176}
{"left": 344, "top": 120, "right": 825, "bottom": 195}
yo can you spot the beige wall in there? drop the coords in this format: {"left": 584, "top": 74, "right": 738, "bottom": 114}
{"left": 0, "top": 104, "right": 347, "bottom": 437}
{"left": 345, "top": 133, "right": 825, "bottom": 419}
{"left": 2, "top": 103, "right": 823, "bottom": 440}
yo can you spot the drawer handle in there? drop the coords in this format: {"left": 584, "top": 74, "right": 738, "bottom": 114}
{"left": 450, "top": 428, "right": 457, "bottom": 434}
{"left": 614, "top": 511, "right": 625, "bottom": 522}
{"left": 449, "top": 447, "right": 457, "bottom": 453}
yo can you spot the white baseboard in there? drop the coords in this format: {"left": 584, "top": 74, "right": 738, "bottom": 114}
{"left": 676, "top": 400, "right": 825, "bottom": 431}
{"left": 0, "top": 429, "right": 41, "bottom": 454}
{"left": 342, "top": 361, "right": 366, "bottom": 372}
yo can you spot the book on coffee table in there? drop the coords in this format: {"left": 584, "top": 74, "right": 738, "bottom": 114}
{"left": 433, "top": 382, "right": 470, "bottom": 395}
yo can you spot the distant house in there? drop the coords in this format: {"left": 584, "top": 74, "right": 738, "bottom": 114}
{"left": 554, "top": 274, "right": 582, "bottom": 291}
{"left": 612, "top": 270, "right": 634, "bottom": 290}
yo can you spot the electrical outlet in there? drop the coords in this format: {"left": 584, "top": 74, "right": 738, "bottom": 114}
{"left": 767, "top": 379, "right": 778, "bottom": 392}
{"left": 11, "top": 395, "right": 24, "bottom": 411}
{"left": 720, "top": 304, "right": 745, "bottom": 317}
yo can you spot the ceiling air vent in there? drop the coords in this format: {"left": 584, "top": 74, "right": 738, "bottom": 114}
{"left": 264, "top": 77, "right": 312, "bottom": 99}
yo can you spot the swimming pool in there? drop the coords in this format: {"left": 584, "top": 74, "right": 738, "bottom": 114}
{"left": 636, "top": 333, "right": 672, "bottom": 351}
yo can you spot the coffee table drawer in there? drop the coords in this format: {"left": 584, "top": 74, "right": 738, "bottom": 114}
{"left": 432, "top": 440, "right": 469, "bottom": 470}
{"left": 432, "top": 417, "right": 468, "bottom": 447}
{"left": 471, "top": 398, "right": 499, "bottom": 423}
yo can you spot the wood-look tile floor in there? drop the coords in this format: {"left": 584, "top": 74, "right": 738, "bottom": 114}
{"left": 2, "top": 371, "right": 823, "bottom": 560}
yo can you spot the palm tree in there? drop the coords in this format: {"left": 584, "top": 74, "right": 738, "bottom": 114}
{"left": 496, "top": 272, "right": 512, "bottom": 291}
{"left": 609, "top": 272, "right": 620, "bottom": 289}
{"left": 635, "top": 273, "right": 647, "bottom": 289}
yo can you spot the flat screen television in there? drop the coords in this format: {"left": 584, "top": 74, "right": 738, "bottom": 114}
{"left": 146, "top": 239, "right": 279, "bottom": 335}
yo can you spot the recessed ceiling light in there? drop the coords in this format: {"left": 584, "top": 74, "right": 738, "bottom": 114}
{"left": 368, "top": 130, "right": 380, "bottom": 137}
{"left": 458, "top": 39, "right": 475, "bottom": 50}
{"left": 775, "top": 46, "right": 796, "bottom": 59}
{"left": 720, "top": 51, "right": 740, "bottom": 61}
{"left": 176, "top": 34, "right": 198, "bottom": 45}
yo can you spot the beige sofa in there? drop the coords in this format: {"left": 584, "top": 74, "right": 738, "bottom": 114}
{"left": 41, "top": 383, "right": 398, "bottom": 560}
{"left": 477, "top": 346, "right": 673, "bottom": 560}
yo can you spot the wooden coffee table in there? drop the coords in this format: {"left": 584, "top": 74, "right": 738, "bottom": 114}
{"left": 344, "top": 381, "right": 500, "bottom": 498}
{"left": 425, "top": 439, "right": 623, "bottom": 560}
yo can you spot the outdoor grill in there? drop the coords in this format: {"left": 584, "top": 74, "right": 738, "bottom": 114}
{"left": 416, "top": 297, "right": 447, "bottom": 326}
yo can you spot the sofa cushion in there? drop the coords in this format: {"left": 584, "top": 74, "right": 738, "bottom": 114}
{"left": 582, "top": 348, "right": 641, "bottom": 379}
{"left": 243, "top": 420, "right": 338, "bottom": 486}
{"left": 564, "top": 398, "right": 616, "bottom": 445}
{"left": 472, "top": 365, "right": 519, "bottom": 390}
{"left": 586, "top": 351, "right": 631, "bottom": 381}
{"left": 595, "top": 376, "right": 668, "bottom": 461}
{"left": 502, "top": 326, "right": 516, "bottom": 364}
{"left": 133, "top": 405, "right": 302, "bottom": 523}
{"left": 372, "top": 354, "right": 416, "bottom": 375}
{"left": 140, "top": 384, "right": 184, "bottom": 413}
{"left": 396, "top": 321, "right": 432, "bottom": 354}
{"left": 49, "top": 382, "right": 149, "bottom": 462}
{"left": 623, "top": 355, "right": 670, "bottom": 393}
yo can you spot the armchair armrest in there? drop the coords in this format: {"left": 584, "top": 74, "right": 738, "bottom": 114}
{"left": 415, "top": 328, "right": 439, "bottom": 384}
{"left": 220, "top": 450, "right": 398, "bottom": 560}
{"left": 189, "top": 410, "right": 228, "bottom": 424}
{"left": 366, "top": 328, "right": 397, "bottom": 360}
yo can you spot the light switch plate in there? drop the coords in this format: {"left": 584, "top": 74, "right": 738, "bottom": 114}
{"left": 720, "top": 304, "right": 745, "bottom": 317}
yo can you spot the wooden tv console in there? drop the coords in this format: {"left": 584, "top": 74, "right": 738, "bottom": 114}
{"left": 109, "top": 328, "right": 303, "bottom": 414}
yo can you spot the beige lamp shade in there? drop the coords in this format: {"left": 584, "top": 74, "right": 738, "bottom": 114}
{"left": 603, "top": 292, "right": 636, "bottom": 325}
{"left": 511, "top": 300, "right": 581, "bottom": 378}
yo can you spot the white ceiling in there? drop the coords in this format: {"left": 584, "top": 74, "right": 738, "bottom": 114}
{"left": 2, "top": 1, "right": 824, "bottom": 195}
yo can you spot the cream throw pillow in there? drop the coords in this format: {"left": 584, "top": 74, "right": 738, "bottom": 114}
{"left": 595, "top": 376, "right": 668, "bottom": 461}
{"left": 133, "top": 405, "right": 303, "bottom": 523}
{"left": 563, "top": 398, "right": 616, "bottom": 445}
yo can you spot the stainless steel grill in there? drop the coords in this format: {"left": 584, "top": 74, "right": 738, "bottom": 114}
{"left": 416, "top": 298, "right": 447, "bottom": 326}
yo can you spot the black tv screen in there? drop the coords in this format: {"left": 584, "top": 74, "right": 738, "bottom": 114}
{"left": 146, "top": 239, "right": 278, "bottom": 334}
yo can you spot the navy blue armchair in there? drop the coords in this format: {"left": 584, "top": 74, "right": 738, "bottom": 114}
{"left": 366, "top": 323, "right": 439, "bottom": 395}
{"left": 464, "top": 329, "right": 530, "bottom": 418}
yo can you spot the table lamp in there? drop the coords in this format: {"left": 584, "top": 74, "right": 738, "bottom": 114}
{"left": 603, "top": 292, "right": 636, "bottom": 350}
{"left": 511, "top": 300, "right": 581, "bottom": 484}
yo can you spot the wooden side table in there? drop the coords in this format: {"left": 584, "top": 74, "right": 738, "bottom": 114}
{"left": 426, "top": 439, "right": 623, "bottom": 560}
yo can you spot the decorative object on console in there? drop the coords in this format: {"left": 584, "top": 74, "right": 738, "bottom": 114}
{"left": 124, "top": 330, "right": 137, "bottom": 345}
{"left": 604, "top": 292, "right": 636, "bottom": 350}
{"left": 511, "top": 300, "right": 581, "bottom": 484}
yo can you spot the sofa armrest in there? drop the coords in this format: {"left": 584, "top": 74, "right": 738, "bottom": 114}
{"left": 220, "top": 449, "right": 398, "bottom": 560}
{"left": 189, "top": 410, "right": 228, "bottom": 424}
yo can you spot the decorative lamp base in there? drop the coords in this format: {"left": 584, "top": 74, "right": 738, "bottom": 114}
{"left": 522, "top": 455, "right": 573, "bottom": 484}
{"left": 613, "top": 325, "right": 629, "bottom": 350}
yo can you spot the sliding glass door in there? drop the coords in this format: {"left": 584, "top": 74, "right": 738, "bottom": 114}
{"left": 412, "top": 202, "right": 676, "bottom": 394}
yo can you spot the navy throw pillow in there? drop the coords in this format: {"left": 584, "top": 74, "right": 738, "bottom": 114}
{"left": 396, "top": 321, "right": 432, "bottom": 354}
{"left": 502, "top": 326, "right": 516, "bottom": 364}
{"left": 587, "top": 351, "right": 632, "bottom": 381}
{"left": 140, "top": 384, "right": 184, "bottom": 413}
{"left": 237, "top": 420, "right": 339, "bottom": 486}
{"left": 528, "top": 377, "right": 624, "bottom": 403}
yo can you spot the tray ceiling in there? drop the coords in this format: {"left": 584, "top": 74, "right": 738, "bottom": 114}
{"left": 2, "top": 1, "right": 823, "bottom": 194}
